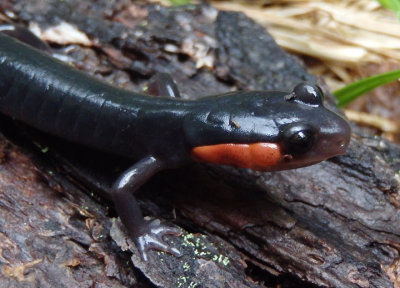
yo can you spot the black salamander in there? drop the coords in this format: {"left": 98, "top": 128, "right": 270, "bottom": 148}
{"left": 0, "top": 31, "right": 351, "bottom": 260}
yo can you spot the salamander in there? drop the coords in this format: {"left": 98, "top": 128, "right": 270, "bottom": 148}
{"left": 0, "top": 31, "right": 351, "bottom": 260}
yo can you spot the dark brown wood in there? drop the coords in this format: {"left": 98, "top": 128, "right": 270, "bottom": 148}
{"left": 0, "top": 1, "right": 399, "bottom": 287}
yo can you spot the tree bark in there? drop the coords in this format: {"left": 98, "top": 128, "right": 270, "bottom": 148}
{"left": 0, "top": 1, "right": 399, "bottom": 287}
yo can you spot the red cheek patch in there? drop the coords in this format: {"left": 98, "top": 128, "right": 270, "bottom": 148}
{"left": 191, "top": 143, "right": 284, "bottom": 171}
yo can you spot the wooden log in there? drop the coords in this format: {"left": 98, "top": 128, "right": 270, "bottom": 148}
{"left": 0, "top": 1, "right": 398, "bottom": 287}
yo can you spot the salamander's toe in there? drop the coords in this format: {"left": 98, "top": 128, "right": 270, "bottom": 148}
{"left": 135, "top": 219, "right": 182, "bottom": 261}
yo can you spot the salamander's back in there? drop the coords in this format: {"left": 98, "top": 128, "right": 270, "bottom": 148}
{"left": 0, "top": 33, "right": 193, "bottom": 162}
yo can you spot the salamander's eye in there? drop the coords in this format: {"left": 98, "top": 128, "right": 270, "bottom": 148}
{"left": 289, "top": 83, "right": 324, "bottom": 107}
{"left": 283, "top": 124, "right": 315, "bottom": 154}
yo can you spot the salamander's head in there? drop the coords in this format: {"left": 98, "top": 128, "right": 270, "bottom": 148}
{"left": 184, "top": 83, "right": 351, "bottom": 171}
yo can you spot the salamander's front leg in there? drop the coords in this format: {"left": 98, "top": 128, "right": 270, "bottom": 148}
{"left": 111, "top": 156, "right": 181, "bottom": 261}
{"left": 147, "top": 73, "right": 181, "bottom": 98}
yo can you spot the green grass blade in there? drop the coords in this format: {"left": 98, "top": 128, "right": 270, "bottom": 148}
{"left": 169, "top": 0, "right": 190, "bottom": 5}
{"left": 333, "top": 69, "right": 400, "bottom": 107}
{"left": 377, "top": 0, "right": 400, "bottom": 12}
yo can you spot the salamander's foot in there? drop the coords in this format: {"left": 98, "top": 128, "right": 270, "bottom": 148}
{"left": 135, "top": 219, "right": 182, "bottom": 261}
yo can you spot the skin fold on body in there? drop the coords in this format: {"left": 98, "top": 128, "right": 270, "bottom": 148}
{"left": 0, "top": 29, "right": 351, "bottom": 260}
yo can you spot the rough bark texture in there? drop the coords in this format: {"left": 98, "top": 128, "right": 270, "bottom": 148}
{"left": 0, "top": 1, "right": 399, "bottom": 287}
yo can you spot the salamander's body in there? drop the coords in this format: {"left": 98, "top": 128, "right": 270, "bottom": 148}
{"left": 0, "top": 31, "right": 351, "bottom": 260}
{"left": 0, "top": 33, "right": 195, "bottom": 166}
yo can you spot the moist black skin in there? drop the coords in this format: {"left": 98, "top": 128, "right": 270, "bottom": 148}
{"left": 0, "top": 32, "right": 351, "bottom": 260}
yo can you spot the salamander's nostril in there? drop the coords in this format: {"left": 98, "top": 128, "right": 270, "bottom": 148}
{"left": 337, "top": 137, "right": 349, "bottom": 154}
